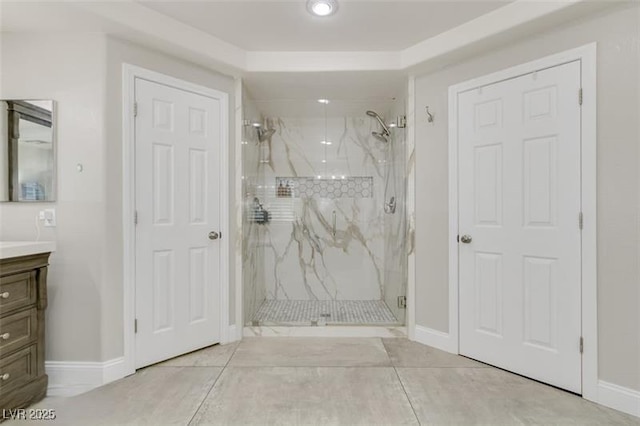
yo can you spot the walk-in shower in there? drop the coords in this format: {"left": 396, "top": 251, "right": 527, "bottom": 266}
{"left": 242, "top": 98, "right": 408, "bottom": 327}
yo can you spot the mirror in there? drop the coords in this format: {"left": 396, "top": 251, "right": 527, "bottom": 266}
{"left": 0, "top": 100, "right": 56, "bottom": 202}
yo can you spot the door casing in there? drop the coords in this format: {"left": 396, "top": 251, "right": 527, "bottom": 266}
{"left": 122, "top": 64, "right": 231, "bottom": 376}
{"left": 448, "top": 43, "right": 597, "bottom": 401}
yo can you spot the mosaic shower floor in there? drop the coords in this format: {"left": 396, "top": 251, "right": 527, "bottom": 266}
{"left": 251, "top": 300, "right": 399, "bottom": 326}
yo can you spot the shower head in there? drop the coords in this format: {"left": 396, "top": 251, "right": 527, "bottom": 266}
{"left": 366, "top": 110, "right": 391, "bottom": 141}
{"left": 257, "top": 127, "right": 275, "bottom": 142}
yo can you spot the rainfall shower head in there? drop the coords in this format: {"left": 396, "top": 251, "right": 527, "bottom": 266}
{"left": 366, "top": 110, "right": 390, "bottom": 141}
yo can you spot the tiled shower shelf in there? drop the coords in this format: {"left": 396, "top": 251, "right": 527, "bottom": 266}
{"left": 276, "top": 176, "right": 373, "bottom": 199}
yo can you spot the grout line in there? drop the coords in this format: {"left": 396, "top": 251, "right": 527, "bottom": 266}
{"left": 393, "top": 366, "right": 422, "bottom": 426}
{"left": 187, "top": 342, "right": 242, "bottom": 425}
{"left": 381, "top": 337, "right": 421, "bottom": 425}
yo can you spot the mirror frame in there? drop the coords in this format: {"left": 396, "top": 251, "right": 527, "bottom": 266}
{"left": 3, "top": 100, "right": 56, "bottom": 202}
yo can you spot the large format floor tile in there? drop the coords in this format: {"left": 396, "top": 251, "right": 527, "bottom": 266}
{"left": 228, "top": 337, "right": 391, "bottom": 367}
{"left": 157, "top": 343, "right": 238, "bottom": 367}
{"left": 382, "top": 338, "right": 488, "bottom": 368}
{"left": 18, "top": 367, "right": 222, "bottom": 426}
{"left": 190, "top": 366, "right": 419, "bottom": 425}
{"left": 396, "top": 367, "right": 640, "bottom": 425}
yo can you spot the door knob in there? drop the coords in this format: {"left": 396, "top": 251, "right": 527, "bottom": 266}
{"left": 460, "top": 235, "right": 473, "bottom": 244}
{"left": 208, "top": 231, "right": 220, "bottom": 240}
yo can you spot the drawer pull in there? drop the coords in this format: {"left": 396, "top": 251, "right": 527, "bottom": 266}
{"left": 1, "top": 373, "right": 9, "bottom": 381}
{"left": 0, "top": 333, "right": 9, "bottom": 340}
{"left": 0, "top": 292, "right": 9, "bottom": 299}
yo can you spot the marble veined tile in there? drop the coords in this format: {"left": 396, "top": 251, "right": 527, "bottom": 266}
{"left": 397, "top": 367, "right": 640, "bottom": 425}
{"left": 382, "top": 338, "right": 488, "bottom": 368}
{"left": 190, "top": 367, "right": 419, "bottom": 425}
{"left": 228, "top": 337, "right": 391, "bottom": 367}
{"left": 22, "top": 367, "right": 221, "bottom": 425}
{"left": 157, "top": 342, "right": 238, "bottom": 367}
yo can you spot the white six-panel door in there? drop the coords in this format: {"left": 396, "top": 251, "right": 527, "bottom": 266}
{"left": 457, "top": 61, "right": 582, "bottom": 393}
{"left": 135, "top": 78, "right": 221, "bottom": 368}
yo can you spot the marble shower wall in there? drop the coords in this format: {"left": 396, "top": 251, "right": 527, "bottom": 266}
{"left": 258, "top": 112, "right": 393, "bottom": 302}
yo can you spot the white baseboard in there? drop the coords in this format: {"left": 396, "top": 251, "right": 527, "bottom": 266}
{"left": 225, "top": 324, "right": 241, "bottom": 343}
{"left": 597, "top": 380, "right": 640, "bottom": 418}
{"left": 46, "top": 357, "right": 127, "bottom": 397}
{"left": 413, "top": 325, "right": 457, "bottom": 354}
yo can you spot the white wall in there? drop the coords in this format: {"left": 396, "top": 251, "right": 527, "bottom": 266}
{"left": 0, "top": 33, "right": 236, "bottom": 364}
{"left": 0, "top": 33, "right": 107, "bottom": 361}
{"left": 104, "top": 36, "right": 236, "bottom": 361}
{"left": 413, "top": 4, "right": 640, "bottom": 391}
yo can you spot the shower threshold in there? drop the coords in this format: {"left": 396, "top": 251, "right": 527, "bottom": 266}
{"left": 251, "top": 299, "right": 402, "bottom": 326}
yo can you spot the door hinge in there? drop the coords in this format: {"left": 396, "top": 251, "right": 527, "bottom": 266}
{"left": 134, "top": 319, "right": 138, "bottom": 334}
{"left": 133, "top": 102, "right": 138, "bottom": 117}
{"left": 398, "top": 296, "right": 407, "bottom": 309}
{"left": 134, "top": 210, "right": 138, "bottom": 225}
{"left": 578, "top": 88, "right": 583, "bottom": 106}
{"left": 396, "top": 115, "right": 407, "bottom": 129}
{"left": 579, "top": 212, "right": 583, "bottom": 230}
{"left": 579, "top": 336, "right": 584, "bottom": 354}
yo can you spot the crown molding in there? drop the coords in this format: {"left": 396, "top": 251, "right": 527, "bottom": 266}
{"left": 75, "top": 0, "right": 606, "bottom": 76}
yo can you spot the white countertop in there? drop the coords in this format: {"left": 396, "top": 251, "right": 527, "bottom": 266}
{"left": 0, "top": 241, "right": 56, "bottom": 260}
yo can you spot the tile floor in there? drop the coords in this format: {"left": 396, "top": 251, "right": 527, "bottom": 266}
{"left": 251, "top": 300, "right": 399, "bottom": 325}
{"left": 8, "top": 338, "right": 639, "bottom": 425}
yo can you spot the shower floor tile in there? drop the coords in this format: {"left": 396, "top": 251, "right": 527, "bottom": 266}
{"left": 251, "top": 299, "right": 399, "bottom": 325}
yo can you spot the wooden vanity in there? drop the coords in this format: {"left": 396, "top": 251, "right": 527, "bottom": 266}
{"left": 0, "top": 242, "right": 54, "bottom": 411}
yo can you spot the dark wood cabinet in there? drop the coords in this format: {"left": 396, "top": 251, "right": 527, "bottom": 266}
{"left": 0, "top": 252, "right": 50, "bottom": 411}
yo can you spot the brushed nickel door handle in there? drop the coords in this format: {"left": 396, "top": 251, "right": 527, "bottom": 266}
{"left": 460, "top": 235, "right": 473, "bottom": 244}
{"left": 208, "top": 231, "right": 220, "bottom": 240}
{"left": 0, "top": 292, "right": 9, "bottom": 299}
{"left": 0, "top": 333, "right": 10, "bottom": 340}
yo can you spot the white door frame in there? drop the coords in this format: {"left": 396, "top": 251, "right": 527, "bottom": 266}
{"left": 122, "top": 64, "right": 231, "bottom": 376}
{"left": 448, "top": 43, "right": 597, "bottom": 400}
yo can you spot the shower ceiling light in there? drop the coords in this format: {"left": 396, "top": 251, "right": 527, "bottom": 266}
{"left": 307, "top": 0, "right": 338, "bottom": 17}
{"left": 317, "top": 98, "right": 330, "bottom": 104}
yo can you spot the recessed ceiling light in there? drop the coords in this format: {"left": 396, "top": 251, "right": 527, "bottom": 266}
{"left": 307, "top": 0, "right": 338, "bottom": 17}
{"left": 317, "top": 98, "right": 330, "bottom": 104}
{"left": 321, "top": 140, "right": 332, "bottom": 145}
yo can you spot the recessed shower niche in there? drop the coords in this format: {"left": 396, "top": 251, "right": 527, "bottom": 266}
{"left": 242, "top": 96, "right": 408, "bottom": 327}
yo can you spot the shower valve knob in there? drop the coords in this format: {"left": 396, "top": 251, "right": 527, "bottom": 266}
{"left": 460, "top": 235, "right": 473, "bottom": 244}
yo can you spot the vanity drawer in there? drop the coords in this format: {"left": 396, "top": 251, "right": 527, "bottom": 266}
{"left": 0, "top": 308, "right": 38, "bottom": 356}
{"left": 0, "top": 345, "right": 38, "bottom": 394}
{"left": 0, "top": 272, "right": 37, "bottom": 314}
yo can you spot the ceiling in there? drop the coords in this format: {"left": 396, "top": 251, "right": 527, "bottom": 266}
{"left": 0, "top": 0, "right": 609, "bottom": 89}
{"left": 141, "top": 0, "right": 510, "bottom": 52}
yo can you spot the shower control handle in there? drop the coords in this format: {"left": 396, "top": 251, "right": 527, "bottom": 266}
{"left": 460, "top": 235, "right": 473, "bottom": 244}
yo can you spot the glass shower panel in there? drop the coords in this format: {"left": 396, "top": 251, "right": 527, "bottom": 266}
{"left": 242, "top": 97, "right": 407, "bottom": 326}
